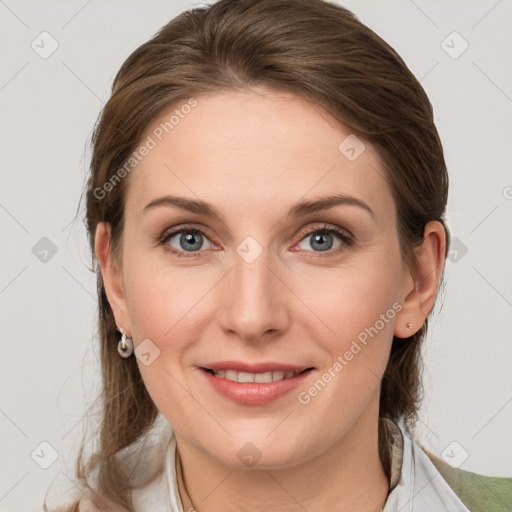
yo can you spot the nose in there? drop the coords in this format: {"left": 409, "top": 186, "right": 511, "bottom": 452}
{"left": 217, "top": 248, "right": 291, "bottom": 344}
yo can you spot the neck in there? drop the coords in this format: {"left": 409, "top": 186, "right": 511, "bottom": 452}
{"left": 175, "top": 402, "right": 389, "bottom": 512}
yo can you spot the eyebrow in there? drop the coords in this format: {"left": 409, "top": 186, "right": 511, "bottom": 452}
{"left": 142, "top": 193, "right": 374, "bottom": 220}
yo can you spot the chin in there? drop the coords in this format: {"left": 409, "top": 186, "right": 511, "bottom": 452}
{"left": 200, "top": 429, "right": 313, "bottom": 471}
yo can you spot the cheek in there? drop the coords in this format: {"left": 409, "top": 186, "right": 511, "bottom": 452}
{"left": 291, "top": 249, "right": 403, "bottom": 417}
{"left": 125, "top": 273, "right": 173, "bottom": 340}
{"left": 294, "top": 250, "right": 402, "bottom": 346}
{"left": 122, "top": 245, "right": 213, "bottom": 340}
{"left": 289, "top": 271, "right": 400, "bottom": 435}
{"left": 121, "top": 248, "right": 216, "bottom": 422}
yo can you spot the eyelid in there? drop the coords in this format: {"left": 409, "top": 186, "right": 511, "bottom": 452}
{"left": 291, "top": 223, "right": 354, "bottom": 255}
{"left": 158, "top": 222, "right": 354, "bottom": 257}
{"left": 157, "top": 223, "right": 218, "bottom": 251}
{"left": 295, "top": 223, "right": 353, "bottom": 243}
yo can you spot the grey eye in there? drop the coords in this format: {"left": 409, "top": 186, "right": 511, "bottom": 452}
{"left": 167, "top": 231, "right": 210, "bottom": 252}
{"left": 297, "top": 231, "right": 342, "bottom": 252}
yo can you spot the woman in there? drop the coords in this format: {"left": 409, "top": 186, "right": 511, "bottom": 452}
{"left": 45, "top": 0, "right": 511, "bottom": 510}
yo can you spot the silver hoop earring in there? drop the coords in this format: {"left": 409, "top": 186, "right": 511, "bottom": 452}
{"left": 118, "top": 332, "right": 134, "bottom": 358}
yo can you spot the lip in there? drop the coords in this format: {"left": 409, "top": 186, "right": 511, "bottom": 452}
{"left": 198, "top": 364, "right": 315, "bottom": 406}
{"left": 201, "top": 361, "right": 311, "bottom": 373}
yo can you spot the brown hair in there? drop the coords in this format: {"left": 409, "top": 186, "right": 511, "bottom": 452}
{"left": 46, "top": 0, "right": 449, "bottom": 509}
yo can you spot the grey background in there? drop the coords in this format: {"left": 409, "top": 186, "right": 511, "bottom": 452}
{"left": 1, "top": 0, "right": 511, "bottom": 510}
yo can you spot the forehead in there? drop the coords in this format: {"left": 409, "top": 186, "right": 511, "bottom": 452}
{"left": 124, "top": 89, "right": 394, "bottom": 223}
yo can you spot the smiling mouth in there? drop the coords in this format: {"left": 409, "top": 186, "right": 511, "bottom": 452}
{"left": 201, "top": 368, "right": 313, "bottom": 383}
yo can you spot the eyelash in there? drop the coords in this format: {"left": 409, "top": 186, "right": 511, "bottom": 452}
{"left": 157, "top": 223, "right": 354, "bottom": 258}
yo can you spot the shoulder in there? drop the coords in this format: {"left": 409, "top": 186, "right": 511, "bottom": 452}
{"left": 424, "top": 449, "right": 512, "bottom": 512}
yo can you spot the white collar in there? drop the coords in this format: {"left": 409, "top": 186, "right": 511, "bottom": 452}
{"left": 129, "top": 419, "right": 470, "bottom": 512}
{"left": 382, "top": 418, "right": 469, "bottom": 511}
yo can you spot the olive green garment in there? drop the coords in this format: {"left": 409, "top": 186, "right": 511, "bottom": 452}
{"left": 426, "top": 451, "right": 512, "bottom": 512}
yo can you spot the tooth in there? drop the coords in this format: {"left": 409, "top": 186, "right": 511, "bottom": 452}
{"left": 272, "top": 370, "right": 285, "bottom": 381}
{"left": 225, "top": 370, "right": 238, "bottom": 382}
{"left": 238, "top": 371, "right": 255, "bottom": 383}
{"left": 218, "top": 369, "right": 300, "bottom": 383}
{"left": 255, "top": 371, "right": 273, "bottom": 383}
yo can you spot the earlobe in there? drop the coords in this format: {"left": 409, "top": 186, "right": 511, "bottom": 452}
{"left": 94, "top": 222, "right": 131, "bottom": 334}
{"left": 394, "top": 221, "right": 446, "bottom": 339}
{"left": 394, "top": 274, "right": 421, "bottom": 339}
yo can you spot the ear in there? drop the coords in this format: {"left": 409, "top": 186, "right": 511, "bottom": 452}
{"left": 94, "top": 222, "right": 132, "bottom": 335}
{"left": 394, "top": 221, "right": 446, "bottom": 339}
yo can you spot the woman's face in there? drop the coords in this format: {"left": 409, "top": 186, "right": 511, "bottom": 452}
{"left": 104, "top": 88, "right": 415, "bottom": 468}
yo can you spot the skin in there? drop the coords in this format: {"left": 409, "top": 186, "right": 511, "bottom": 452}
{"left": 95, "top": 88, "right": 446, "bottom": 512}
